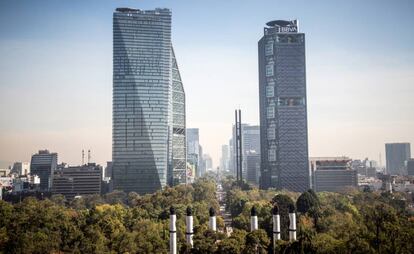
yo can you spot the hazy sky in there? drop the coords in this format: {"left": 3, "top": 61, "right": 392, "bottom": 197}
{"left": 0, "top": 0, "right": 413, "bottom": 168}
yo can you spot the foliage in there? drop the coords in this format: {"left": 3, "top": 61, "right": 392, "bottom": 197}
{"left": 0, "top": 177, "right": 413, "bottom": 254}
{"left": 296, "top": 190, "right": 318, "bottom": 214}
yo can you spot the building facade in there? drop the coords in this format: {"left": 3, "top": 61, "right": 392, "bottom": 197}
{"left": 112, "top": 8, "right": 186, "bottom": 194}
{"left": 52, "top": 163, "right": 102, "bottom": 200}
{"left": 30, "top": 150, "right": 58, "bottom": 190}
{"left": 407, "top": 159, "right": 414, "bottom": 176}
{"left": 203, "top": 154, "right": 213, "bottom": 171}
{"left": 258, "top": 20, "right": 310, "bottom": 191}
{"left": 171, "top": 47, "right": 187, "bottom": 185}
{"left": 186, "top": 128, "right": 200, "bottom": 170}
{"left": 311, "top": 157, "right": 357, "bottom": 192}
{"left": 230, "top": 124, "right": 261, "bottom": 179}
{"left": 385, "top": 143, "right": 411, "bottom": 175}
{"left": 104, "top": 161, "right": 113, "bottom": 179}
{"left": 246, "top": 153, "right": 260, "bottom": 185}
{"left": 220, "top": 144, "right": 229, "bottom": 171}
{"left": 12, "top": 162, "right": 30, "bottom": 176}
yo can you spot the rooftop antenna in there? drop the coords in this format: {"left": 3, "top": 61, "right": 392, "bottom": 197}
{"left": 82, "top": 149, "right": 85, "bottom": 165}
{"left": 88, "top": 149, "right": 91, "bottom": 164}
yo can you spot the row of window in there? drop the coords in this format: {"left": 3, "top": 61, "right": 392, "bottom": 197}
{"left": 266, "top": 97, "right": 305, "bottom": 118}
{"left": 264, "top": 35, "right": 304, "bottom": 55}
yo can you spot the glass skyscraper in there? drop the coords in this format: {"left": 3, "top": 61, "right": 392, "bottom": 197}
{"left": 186, "top": 128, "right": 200, "bottom": 177}
{"left": 258, "top": 20, "right": 310, "bottom": 192}
{"left": 171, "top": 47, "right": 186, "bottom": 185}
{"left": 30, "top": 150, "right": 58, "bottom": 190}
{"left": 112, "top": 8, "right": 186, "bottom": 194}
{"left": 385, "top": 143, "right": 411, "bottom": 175}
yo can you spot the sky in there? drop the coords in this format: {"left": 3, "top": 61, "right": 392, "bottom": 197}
{"left": 0, "top": 0, "right": 413, "bottom": 168}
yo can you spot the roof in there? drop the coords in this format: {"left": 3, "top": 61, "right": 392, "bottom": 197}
{"left": 266, "top": 20, "right": 293, "bottom": 27}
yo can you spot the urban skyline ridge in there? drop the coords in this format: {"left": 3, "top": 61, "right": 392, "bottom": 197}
{"left": 0, "top": 0, "right": 413, "bottom": 168}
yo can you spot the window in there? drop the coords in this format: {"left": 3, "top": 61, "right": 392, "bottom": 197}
{"left": 267, "top": 106, "right": 275, "bottom": 119}
{"left": 275, "top": 35, "right": 280, "bottom": 43}
{"left": 265, "top": 43, "right": 273, "bottom": 56}
{"left": 266, "top": 86, "right": 274, "bottom": 97}
{"left": 268, "top": 149, "right": 276, "bottom": 162}
{"left": 277, "top": 97, "right": 305, "bottom": 106}
{"left": 267, "top": 79, "right": 275, "bottom": 86}
{"left": 267, "top": 128, "right": 275, "bottom": 140}
{"left": 266, "top": 64, "right": 274, "bottom": 77}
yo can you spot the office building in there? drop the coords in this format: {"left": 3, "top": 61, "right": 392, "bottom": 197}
{"left": 258, "top": 20, "right": 310, "bottom": 191}
{"left": 366, "top": 167, "right": 377, "bottom": 178}
{"left": 243, "top": 125, "right": 261, "bottom": 154}
{"left": 230, "top": 124, "right": 260, "bottom": 179}
{"left": 171, "top": 47, "right": 187, "bottom": 185}
{"left": 198, "top": 145, "right": 205, "bottom": 177}
{"left": 220, "top": 144, "right": 229, "bottom": 171}
{"left": 246, "top": 153, "right": 260, "bottom": 185}
{"left": 187, "top": 128, "right": 200, "bottom": 173}
{"left": 52, "top": 163, "right": 102, "bottom": 200}
{"left": 11, "top": 162, "right": 30, "bottom": 176}
{"left": 104, "top": 161, "right": 113, "bottom": 179}
{"left": 30, "top": 150, "right": 58, "bottom": 190}
{"left": 311, "top": 157, "right": 357, "bottom": 192}
{"left": 203, "top": 154, "right": 213, "bottom": 171}
{"left": 407, "top": 159, "right": 414, "bottom": 176}
{"left": 112, "top": 8, "right": 186, "bottom": 194}
{"left": 228, "top": 138, "right": 234, "bottom": 175}
{"left": 385, "top": 143, "right": 411, "bottom": 175}
{"left": 243, "top": 125, "right": 260, "bottom": 179}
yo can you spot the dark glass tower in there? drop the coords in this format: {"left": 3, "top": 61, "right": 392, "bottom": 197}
{"left": 258, "top": 20, "right": 310, "bottom": 192}
{"left": 112, "top": 8, "right": 186, "bottom": 194}
{"left": 30, "top": 149, "right": 58, "bottom": 190}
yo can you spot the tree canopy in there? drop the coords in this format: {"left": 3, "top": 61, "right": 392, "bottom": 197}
{"left": 0, "top": 176, "right": 413, "bottom": 253}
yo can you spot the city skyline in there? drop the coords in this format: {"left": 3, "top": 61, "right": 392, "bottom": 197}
{"left": 1, "top": 0, "right": 414, "bottom": 167}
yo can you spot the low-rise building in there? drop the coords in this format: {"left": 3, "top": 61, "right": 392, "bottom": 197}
{"left": 0, "top": 168, "right": 10, "bottom": 177}
{"left": 52, "top": 163, "right": 102, "bottom": 200}
{"left": 311, "top": 157, "right": 358, "bottom": 192}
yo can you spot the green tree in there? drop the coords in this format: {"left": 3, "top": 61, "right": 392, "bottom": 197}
{"left": 243, "top": 229, "right": 270, "bottom": 254}
{"left": 296, "top": 191, "right": 318, "bottom": 214}
{"left": 50, "top": 194, "right": 67, "bottom": 206}
{"left": 216, "top": 229, "right": 247, "bottom": 254}
{"left": 0, "top": 201, "right": 13, "bottom": 250}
